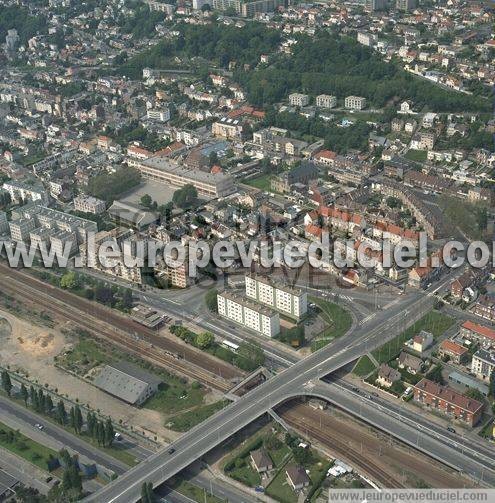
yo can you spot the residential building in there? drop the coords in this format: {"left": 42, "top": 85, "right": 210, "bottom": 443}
{"left": 131, "top": 156, "right": 236, "bottom": 198}
{"left": 396, "top": 0, "right": 416, "bottom": 11}
{"left": 412, "top": 378, "right": 483, "bottom": 427}
{"left": 271, "top": 162, "right": 318, "bottom": 193}
{"left": 81, "top": 227, "right": 148, "bottom": 284}
{"left": 471, "top": 349, "right": 495, "bottom": 382}
{"left": 316, "top": 95, "right": 337, "bottom": 109}
{"left": 250, "top": 449, "right": 273, "bottom": 473}
{"left": 217, "top": 290, "right": 280, "bottom": 337}
{"left": 366, "top": 0, "right": 387, "bottom": 10}
{"left": 3, "top": 180, "right": 49, "bottom": 205}
{"left": 93, "top": 361, "right": 162, "bottom": 405}
{"left": 413, "top": 330, "right": 433, "bottom": 353}
{"left": 344, "top": 96, "right": 367, "bottom": 110}
{"left": 397, "top": 351, "right": 423, "bottom": 374}
{"left": 419, "top": 131, "right": 436, "bottom": 150}
{"left": 74, "top": 195, "right": 106, "bottom": 215}
{"left": 245, "top": 273, "right": 308, "bottom": 320}
{"left": 376, "top": 363, "right": 401, "bottom": 388}
{"left": 438, "top": 340, "right": 469, "bottom": 364}
{"left": 156, "top": 247, "right": 193, "bottom": 289}
{"left": 460, "top": 320, "right": 495, "bottom": 347}
{"left": 147, "top": 108, "right": 171, "bottom": 122}
{"left": 0, "top": 211, "right": 9, "bottom": 235}
{"left": 288, "top": 93, "right": 309, "bottom": 107}
{"left": 11, "top": 204, "right": 97, "bottom": 245}
{"left": 212, "top": 117, "right": 245, "bottom": 140}
{"left": 240, "top": 0, "right": 285, "bottom": 17}
{"left": 9, "top": 218, "right": 37, "bottom": 242}
{"left": 472, "top": 296, "right": 495, "bottom": 323}
{"left": 285, "top": 464, "right": 311, "bottom": 491}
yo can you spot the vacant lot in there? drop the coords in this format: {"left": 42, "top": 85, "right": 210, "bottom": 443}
{"left": 310, "top": 297, "right": 352, "bottom": 351}
{"left": 372, "top": 310, "right": 454, "bottom": 364}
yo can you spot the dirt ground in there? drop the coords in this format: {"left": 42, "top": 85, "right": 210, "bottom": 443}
{"left": 0, "top": 308, "right": 185, "bottom": 444}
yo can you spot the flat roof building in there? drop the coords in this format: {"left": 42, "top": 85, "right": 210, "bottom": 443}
{"left": 130, "top": 156, "right": 236, "bottom": 198}
{"left": 217, "top": 290, "right": 280, "bottom": 337}
{"left": 245, "top": 273, "right": 308, "bottom": 320}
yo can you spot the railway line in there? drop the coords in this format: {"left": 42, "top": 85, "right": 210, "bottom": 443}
{"left": 0, "top": 265, "right": 240, "bottom": 391}
{"left": 280, "top": 404, "right": 408, "bottom": 489}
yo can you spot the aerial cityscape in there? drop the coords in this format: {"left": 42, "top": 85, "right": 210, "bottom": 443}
{"left": 0, "top": 0, "right": 495, "bottom": 502}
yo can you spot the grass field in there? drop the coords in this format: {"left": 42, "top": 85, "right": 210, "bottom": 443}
{"left": 404, "top": 149, "right": 427, "bottom": 162}
{"left": 242, "top": 174, "right": 273, "bottom": 192}
{"left": 144, "top": 381, "right": 205, "bottom": 415}
{"left": 0, "top": 421, "right": 58, "bottom": 471}
{"left": 353, "top": 355, "right": 377, "bottom": 377}
{"left": 310, "top": 296, "right": 352, "bottom": 352}
{"left": 372, "top": 310, "right": 454, "bottom": 364}
{"left": 167, "top": 400, "right": 227, "bottom": 432}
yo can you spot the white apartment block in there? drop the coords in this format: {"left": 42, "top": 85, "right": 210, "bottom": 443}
{"left": 289, "top": 93, "right": 309, "bottom": 107}
{"left": 146, "top": 108, "right": 171, "bottom": 122}
{"left": 245, "top": 273, "right": 308, "bottom": 320}
{"left": 217, "top": 291, "right": 280, "bottom": 337}
{"left": 11, "top": 204, "right": 97, "bottom": 245}
{"left": 3, "top": 180, "right": 49, "bottom": 205}
{"left": 0, "top": 211, "right": 8, "bottom": 234}
{"left": 471, "top": 349, "right": 495, "bottom": 382}
{"left": 9, "top": 218, "right": 37, "bottom": 242}
{"left": 344, "top": 96, "right": 367, "bottom": 110}
{"left": 316, "top": 94, "right": 337, "bottom": 109}
{"left": 74, "top": 195, "right": 106, "bottom": 215}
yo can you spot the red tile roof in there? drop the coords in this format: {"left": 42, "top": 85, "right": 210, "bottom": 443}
{"left": 439, "top": 339, "right": 468, "bottom": 356}
{"left": 462, "top": 320, "right": 495, "bottom": 341}
{"left": 414, "top": 378, "right": 483, "bottom": 414}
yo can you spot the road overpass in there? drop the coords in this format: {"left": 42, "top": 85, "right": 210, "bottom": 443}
{"left": 84, "top": 293, "right": 441, "bottom": 503}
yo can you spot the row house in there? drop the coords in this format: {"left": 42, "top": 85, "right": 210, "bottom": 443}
{"left": 460, "top": 319, "right": 495, "bottom": 347}
{"left": 471, "top": 296, "right": 495, "bottom": 324}
{"left": 413, "top": 378, "right": 483, "bottom": 427}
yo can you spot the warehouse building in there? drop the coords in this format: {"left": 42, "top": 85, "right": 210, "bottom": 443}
{"left": 93, "top": 361, "right": 163, "bottom": 405}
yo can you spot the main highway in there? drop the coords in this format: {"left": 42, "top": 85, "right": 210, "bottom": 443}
{"left": 85, "top": 290, "right": 445, "bottom": 503}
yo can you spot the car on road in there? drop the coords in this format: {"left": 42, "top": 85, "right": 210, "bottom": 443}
{"left": 114, "top": 433, "right": 122, "bottom": 441}
{"left": 35, "top": 423, "right": 44, "bottom": 430}
{"left": 168, "top": 447, "right": 175, "bottom": 454}
{"left": 45, "top": 476, "right": 53, "bottom": 483}
{"left": 447, "top": 427, "right": 456, "bottom": 433}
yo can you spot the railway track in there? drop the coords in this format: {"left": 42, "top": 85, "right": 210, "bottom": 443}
{"left": 281, "top": 406, "right": 406, "bottom": 489}
{"left": 0, "top": 267, "right": 237, "bottom": 392}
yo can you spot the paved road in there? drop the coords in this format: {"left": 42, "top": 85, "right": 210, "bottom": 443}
{"left": 0, "top": 395, "right": 128, "bottom": 475}
{"left": 84, "top": 291, "right": 437, "bottom": 503}
{"left": 307, "top": 380, "right": 495, "bottom": 485}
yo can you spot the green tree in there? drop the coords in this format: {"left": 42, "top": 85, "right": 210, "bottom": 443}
{"left": 489, "top": 371, "right": 495, "bottom": 399}
{"left": 196, "top": 332, "right": 214, "bottom": 349}
{"left": 20, "top": 383, "right": 28, "bottom": 406}
{"left": 172, "top": 184, "right": 198, "bottom": 209}
{"left": 60, "top": 271, "right": 78, "bottom": 290}
{"left": 205, "top": 289, "right": 218, "bottom": 312}
{"left": 140, "top": 194, "right": 153, "bottom": 207}
{"left": 104, "top": 418, "right": 115, "bottom": 447}
{"left": 74, "top": 405, "right": 83, "bottom": 434}
{"left": 1, "top": 370, "right": 12, "bottom": 397}
{"left": 56, "top": 400, "right": 67, "bottom": 425}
